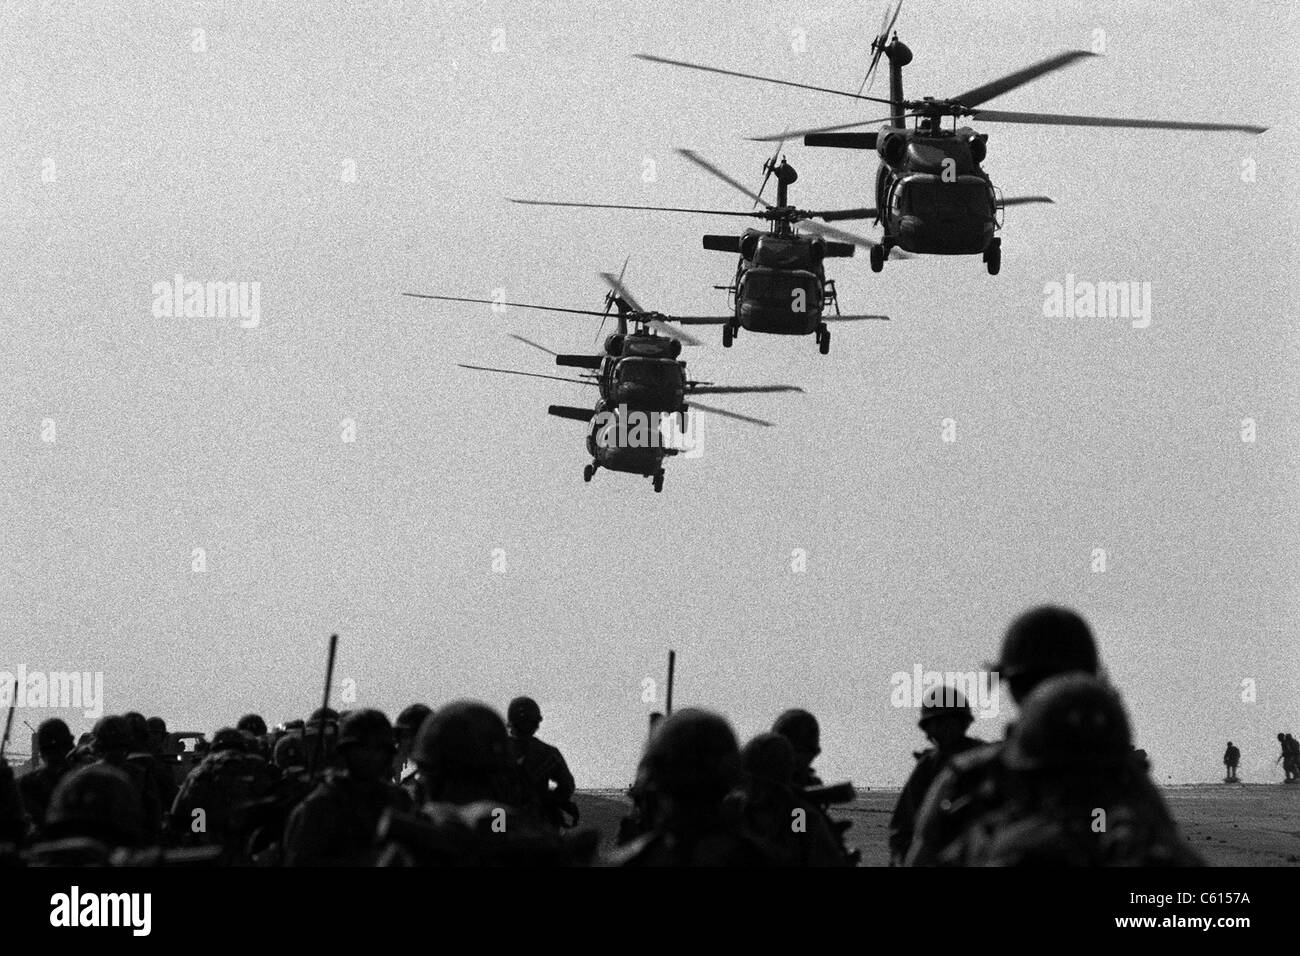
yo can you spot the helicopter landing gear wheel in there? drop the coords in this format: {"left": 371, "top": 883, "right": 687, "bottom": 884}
{"left": 817, "top": 323, "right": 830, "bottom": 355}
{"left": 583, "top": 464, "right": 595, "bottom": 483}
{"left": 722, "top": 324, "right": 733, "bottom": 348}
{"left": 870, "top": 244, "right": 885, "bottom": 273}
{"left": 652, "top": 471, "right": 664, "bottom": 493}
{"left": 984, "top": 239, "right": 1001, "bottom": 276}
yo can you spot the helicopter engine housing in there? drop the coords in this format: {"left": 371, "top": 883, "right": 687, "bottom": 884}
{"left": 877, "top": 129, "right": 908, "bottom": 165}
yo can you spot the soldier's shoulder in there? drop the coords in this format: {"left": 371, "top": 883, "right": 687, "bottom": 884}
{"left": 602, "top": 830, "right": 661, "bottom": 867}
{"left": 947, "top": 740, "right": 1005, "bottom": 777}
{"left": 531, "top": 738, "right": 565, "bottom": 759}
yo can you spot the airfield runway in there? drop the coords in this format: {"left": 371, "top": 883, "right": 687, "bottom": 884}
{"left": 575, "top": 785, "right": 1300, "bottom": 866}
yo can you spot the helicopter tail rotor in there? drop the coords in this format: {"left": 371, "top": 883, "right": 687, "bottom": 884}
{"left": 859, "top": 0, "right": 903, "bottom": 97}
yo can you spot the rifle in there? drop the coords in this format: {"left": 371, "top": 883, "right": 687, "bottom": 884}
{"left": 803, "top": 781, "right": 856, "bottom": 806}
{"left": 308, "top": 634, "right": 338, "bottom": 776}
{"left": 0, "top": 678, "right": 17, "bottom": 761}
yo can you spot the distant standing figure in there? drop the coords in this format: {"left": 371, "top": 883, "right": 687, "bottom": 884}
{"left": 1222, "top": 741, "right": 1240, "bottom": 782}
{"left": 1277, "top": 733, "right": 1298, "bottom": 783}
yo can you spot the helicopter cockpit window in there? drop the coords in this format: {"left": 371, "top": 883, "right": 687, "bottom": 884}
{"left": 618, "top": 360, "right": 681, "bottom": 389}
{"left": 753, "top": 241, "right": 813, "bottom": 271}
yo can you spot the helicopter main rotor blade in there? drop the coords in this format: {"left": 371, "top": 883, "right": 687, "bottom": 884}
{"left": 662, "top": 315, "right": 731, "bottom": 326}
{"left": 677, "top": 148, "right": 773, "bottom": 209}
{"left": 751, "top": 116, "right": 894, "bottom": 141}
{"left": 997, "top": 196, "right": 1054, "bottom": 207}
{"left": 799, "top": 220, "right": 881, "bottom": 250}
{"left": 648, "top": 319, "right": 704, "bottom": 347}
{"left": 686, "top": 400, "right": 775, "bottom": 427}
{"left": 597, "top": 271, "right": 648, "bottom": 314}
{"left": 510, "top": 198, "right": 763, "bottom": 218}
{"left": 823, "top": 313, "right": 892, "bottom": 321}
{"left": 403, "top": 293, "right": 608, "bottom": 317}
{"left": 949, "top": 51, "right": 1096, "bottom": 108}
{"left": 968, "top": 108, "right": 1267, "bottom": 134}
{"left": 457, "top": 363, "right": 597, "bottom": 386}
{"left": 634, "top": 53, "right": 894, "bottom": 107}
{"left": 806, "top": 206, "right": 879, "bottom": 222}
{"left": 688, "top": 384, "right": 805, "bottom": 395}
{"left": 507, "top": 333, "right": 559, "bottom": 356}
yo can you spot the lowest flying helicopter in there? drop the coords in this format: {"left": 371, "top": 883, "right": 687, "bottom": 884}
{"left": 636, "top": 0, "right": 1267, "bottom": 274}
{"left": 511, "top": 148, "right": 896, "bottom": 354}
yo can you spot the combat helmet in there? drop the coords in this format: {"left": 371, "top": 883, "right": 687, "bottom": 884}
{"left": 45, "top": 764, "right": 146, "bottom": 846}
{"left": 641, "top": 708, "right": 741, "bottom": 805}
{"left": 1004, "top": 674, "right": 1132, "bottom": 771}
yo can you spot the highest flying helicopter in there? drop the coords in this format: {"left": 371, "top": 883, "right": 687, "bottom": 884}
{"left": 636, "top": 0, "right": 1267, "bottom": 274}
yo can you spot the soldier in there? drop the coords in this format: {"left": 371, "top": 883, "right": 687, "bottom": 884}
{"left": 237, "top": 714, "right": 270, "bottom": 759}
{"left": 169, "top": 727, "right": 278, "bottom": 860}
{"left": 959, "top": 674, "right": 1203, "bottom": 866}
{"left": 772, "top": 709, "right": 823, "bottom": 788}
{"left": 393, "top": 703, "right": 432, "bottom": 792}
{"left": 89, "top": 715, "right": 162, "bottom": 842}
{"left": 26, "top": 764, "right": 146, "bottom": 864}
{"left": 376, "top": 700, "right": 581, "bottom": 866}
{"left": 1222, "top": 741, "right": 1240, "bottom": 783}
{"left": 726, "top": 732, "right": 846, "bottom": 866}
{"left": 302, "top": 707, "right": 339, "bottom": 773}
{"left": 772, "top": 707, "right": 858, "bottom": 863}
{"left": 124, "top": 710, "right": 178, "bottom": 825}
{"left": 907, "top": 606, "right": 1101, "bottom": 865}
{"left": 146, "top": 716, "right": 170, "bottom": 752}
{"left": 607, "top": 708, "right": 775, "bottom": 866}
{"left": 18, "top": 718, "right": 76, "bottom": 833}
{"left": 888, "top": 684, "right": 984, "bottom": 865}
{"left": 1279, "top": 733, "right": 1299, "bottom": 783}
{"left": 273, "top": 731, "right": 307, "bottom": 772}
{"left": 506, "top": 696, "right": 576, "bottom": 830}
{"left": 282, "top": 709, "right": 410, "bottom": 866}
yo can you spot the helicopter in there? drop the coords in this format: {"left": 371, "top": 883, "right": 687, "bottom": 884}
{"left": 635, "top": 0, "right": 1267, "bottom": 275}
{"left": 403, "top": 265, "right": 803, "bottom": 430}
{"left": 548, "top": 400, "right": 678, "bottom": 492}
{"left": 510, "top": 148, "right": 895, "bottom": 354}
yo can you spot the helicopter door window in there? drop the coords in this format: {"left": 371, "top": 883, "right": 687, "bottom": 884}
{"left": 888, "top": 181, "right": 904, "bottom": 218}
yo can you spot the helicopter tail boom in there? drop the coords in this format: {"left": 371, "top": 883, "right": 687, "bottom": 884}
{"left": 805, "top": 132, "right": 878, "bottom": 150}
{"left": 548, "top": 405, "right": 596, "bottom": 423}
{"left": 556, "top": 354, "right": 604, "bottom": 369}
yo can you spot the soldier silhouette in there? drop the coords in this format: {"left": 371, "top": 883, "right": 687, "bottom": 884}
{"left": 1222, "top": 741, "right": 1240, "bottom": 783}
{"left": 506, "top": 697, "right": 576, "bottom": 831}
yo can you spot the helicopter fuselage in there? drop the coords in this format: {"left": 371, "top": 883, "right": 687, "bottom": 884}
{"left": 726, "top": 230, "right": 832, "bottom": 335}
{"left": 596, "top": 332, "right": 688, "bottom": 413}
{"left": 586, "top": 401, "right": 675, "bottom": 476}
{"left": 873, "top": 124, "right": 998, "bottom": 256}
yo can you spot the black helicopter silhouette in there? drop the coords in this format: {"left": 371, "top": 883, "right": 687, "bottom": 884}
{"left": 511, "top": 148, "right": 896, "bottom": 354}
{"left": 550, "top": 401, "right": 676, "bottom": 493}
{"left": 636, "top": 0, "right": 1267, "bottom": 275}
{"left": 403, "top": 265, "right": 802, "bottom": 429}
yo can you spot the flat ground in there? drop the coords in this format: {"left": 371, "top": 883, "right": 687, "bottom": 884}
{"left": 574, "top": 784, "right": 1300, "bottom": 866}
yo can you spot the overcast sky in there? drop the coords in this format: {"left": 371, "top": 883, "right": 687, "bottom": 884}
{"left": 2, "top": 0, "right": 1297, "bottom": 786}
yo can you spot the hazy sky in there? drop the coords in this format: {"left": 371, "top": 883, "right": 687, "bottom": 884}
{"left": 2, "top": 0, "right": 1297, "bottom": 787}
